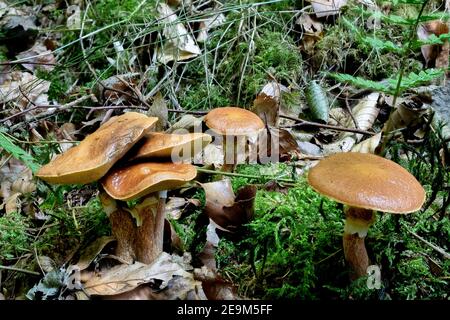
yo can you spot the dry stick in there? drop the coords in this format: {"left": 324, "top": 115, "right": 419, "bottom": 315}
{"left": 0, "top": 265, "right": 40, "bottom": 276}
{"left": 9, "top": 95, "right": 96, "bottom": 131}
{"left": 280, "top": 114, "right": 375, "bottom": 136}
{"left": 407, "top": 229, "right": 450, "bottom": 259}
{"left": 344, "top": 95, "right": 359, "bottom": 130}
{"left": 196, "top": 167, "right": 296, "bottom": 184}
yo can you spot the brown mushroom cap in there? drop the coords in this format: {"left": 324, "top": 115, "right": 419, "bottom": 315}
{"left": 36, "top": 112, "right": 158, "bottom": 185}
{"left": 204, "top": 107, "right": 265, "bottom": 136}
{"left": 101, "top": 162, "right": 197, "bottom": 201}
{"left": 307, "top": 152, "right": 426, "bottom": 214}
{"left": 130, "top": 132, "right": 212, "bottom": 161}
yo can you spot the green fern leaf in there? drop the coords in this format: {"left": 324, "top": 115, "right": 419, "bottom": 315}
{"left": 0, "top": 128, "right": 40, "bottom": 173}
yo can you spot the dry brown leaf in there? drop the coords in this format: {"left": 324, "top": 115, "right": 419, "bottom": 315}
{"left": 75, "top": 236, "right": 116, "bottom": 271}
{"left": 323, "top": 93, "right": 379, "bottom": 155}
{"left": 66, "top": 5, "right": 81, "bottom": 29}
{"left": 0, "top": 157, "right": 35, "bottom": 214}
{"left": 0, "top": 71, "right": 50, "bottom": 106}
{"left": 165, "top": 197, "right": 200, "bottom": 220}
{"left": 97, "top": 73, "right": 140, "bottom": 104}
{"left": 147, "top": 92, "right": 169, "bottom": 131}
{"left": 201, "top": 179, "right": 256, "bottom": 232}
{"left": 351, "top": 132, "right": 382, "bottom": 154}
{"left": 252, "top": 93, "right": 278, "bottom": 127}
{"left": 197, "top": 13, "right": 226, "bottom": 43}
{"left": 83, "top": 252, "right": 192, "bottom": 296}
{"left": 16, "top": 42, "right": 56, "bottom": 72}
{"left": 167, "top": 114, "right": 204, "bottom": 133}
{"left": 310, "top": 0, "right": 348, "bottom": 18}
{"left": 259, "top": 128, "right": 301, "bottom": 162}
{"left": 194, "top": 142, "right": 224, "bottom": 167}
{"left": 297, "top": 14, "right": 323, "bottom": 55}
{"left": 156, "top": 3, "right": 201, "bottom": 64}
{"left": 417, "top": 20, "right": 449, "bottom": 68}
{"left": 194, "top": 266, "right": 240, "bottom": 300}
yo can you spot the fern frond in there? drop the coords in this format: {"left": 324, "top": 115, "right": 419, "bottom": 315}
{"left": 329, "top": 73, "right": 391, "bottom": 93}
{"left": 387, "top": 69, "right": 445, "bottom": 91}
{"left": 0, "top": 128, "right": 40, "bottom": 173}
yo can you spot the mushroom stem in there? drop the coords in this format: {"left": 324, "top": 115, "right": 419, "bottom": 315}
{"left": 154, "top": 190, "right": 168, "bottom": 259}
{"left": 99, "top": 192, "right": 136, "bottom": 264}
{"left": 342, "top": 206, "right": 376, "bottom": 279}
{"left": 221, "top": 136, "right": 235, "bottom": 172}
{"left": 100, "top": 192, "right": 165, "bottom": 265}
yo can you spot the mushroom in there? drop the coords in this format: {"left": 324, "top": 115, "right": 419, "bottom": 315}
{"left": 129, "top": 132, "right": 212, "bottom": 162}
{"left": 307, "top": 152, "right": 426, "bottom": 279}
{"left": 101, "top": 162, "right": 197, "bottom": 263}
{"left": 36, "top": 112, "right": 158, "bottom": 184}
{"left": 204, "top": 107, "right": 265, "bottom": 171}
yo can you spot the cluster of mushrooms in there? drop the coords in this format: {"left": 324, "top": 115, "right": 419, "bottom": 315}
{"left": 36, "top": 108, "right": 426, "bottom": 281}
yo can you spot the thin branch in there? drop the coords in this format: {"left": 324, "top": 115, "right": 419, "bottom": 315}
{"left": 195, "top": 166, "right": 296, "bottom": 183}
{"left": 0, "top": 265, "right": 40, "bottom": 276}
{"left": 407, "top": 229, "right": 450, "bottom": 259}
{"left": 280, "top": 114, "right": 375, "bottom": 136}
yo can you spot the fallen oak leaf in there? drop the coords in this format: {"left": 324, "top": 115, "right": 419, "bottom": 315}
{"left": 201, "top": 179, "right": 256, "bottom": 232}
{"left": 83, "top": 252, "right": 192, "bottom": 296}
{"left": 75, "top": 236, "right": 116, "bottom": 271}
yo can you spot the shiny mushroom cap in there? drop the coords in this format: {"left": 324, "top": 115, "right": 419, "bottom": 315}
{"left": 204, "top": 107, "right": 265, "bottom": 136}
{"left": 307, "top": 152, "right": 426, "bottom": 214}
{"left": 36, "top": 112, "right": 158, "bottom": 185}
{"left": 101, "top": 162, "right": 197, "bottom": 201}
{"left": 130, "top": 132, "right": 212, "bottom": 161}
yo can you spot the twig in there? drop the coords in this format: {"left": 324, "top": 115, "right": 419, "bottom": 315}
{"left": 9, "top": 95, "right": 96, "bottom": 131}
{"left": 195, "top": 167, "right": 296, "bottom": 183}
{"left": 407, "top": 229, "right": 450, "bottom": 259}
{"left": 0, "top": 265, "right": 40, "bottom": 276}
{"left": 344, "top": 95, "right": 359, "bottom": 129}
{"left": 168, "top": 109, "right": 208, "bottom": 115}
{"left": 80, "top": 2, "right": 97, "bottom": 78}
{"left": 280, "top": 114, "right": 375, "bottom": 136}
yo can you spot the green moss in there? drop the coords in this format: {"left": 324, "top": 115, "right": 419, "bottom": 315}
{"left": 0, "top": 211, "right": 31, "bottom": 260}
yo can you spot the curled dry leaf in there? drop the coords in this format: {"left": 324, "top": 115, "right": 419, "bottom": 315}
{"left": 156, "top": 3, "right": 201, "bottom": 64}
{"left": 83, "top": 252, "right": 193, "bottom": 296}
{"left": 167, "top": 114, "right": 204, "bottom": 133}
{"left": 383, "top": 95, "right": 430, "bottom": 134}
{"left": 297, "top": 14, "right": 323, "bottom": 55}
{"left": 75, "top": 236, "right": 116, "bottom": 271}
{"left": 0, "top": 157, "right": 36, "bottom": 214}
{"left": 252, "top": 93, "right": 278, "bottom": 127}
{"left": 323, "top": 93, "right": 379, "bottom": 155}
{"left": 259, "top": 128, "right": 301, "bottom": 162}
{"left": 16, "top": 42, "right": 56, "bottom": 72}
{"left": 351, "top": 132, "right": 382, "bottom": 154}
{"left": 197, "top": 13, "right": 226, "bottom": 43}
{"left": 165, "top": 197, "right": 200, "bottom": 220}
{"left": 97, "top": 73, "right": 140, "bottom": 104}
{"left": 310, "top": 0, "right": 348, "bottom": 18}
{"left": 147, "top": 92, "right": 169, "bottom": 131}
{"left": 194, "top": 266, "right": 240, "bottom": 300}
{"left": 417, "top": 20, "right": 449, "bottom": 69}
{"left": 0, "top": 71, "right": 50, "bottom": 106}
{"left": 201, "top": 179, "right": 256, "bottom": 232}
{"left": 66, "top": 5, "right": 81, "bottom": 30}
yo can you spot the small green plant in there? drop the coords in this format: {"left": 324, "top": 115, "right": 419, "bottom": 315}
{"left": 0, "top": 211, "right": 31, "bottom": 260}
{"left": 329, "top": 0, "right": 446, "bottom": 99}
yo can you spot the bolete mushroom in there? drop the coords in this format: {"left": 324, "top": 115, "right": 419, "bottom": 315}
{"left": 101, "top": 162, "right": 197, "bottom": 264}
{"left": 36, "top": 112, "right": 158, "bottom": 184}
{"left": 129, "top": 132, "right": 212, "bottom": 162}
{"left": 204, "top": 107, "right": 265, "bottom": 171}
{"left": 307, "top": 152, "right": 426, "bottom": 279}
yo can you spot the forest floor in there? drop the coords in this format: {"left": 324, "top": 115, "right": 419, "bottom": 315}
{"left": 0, "top": 0, "right": 449, "bottom": 300}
